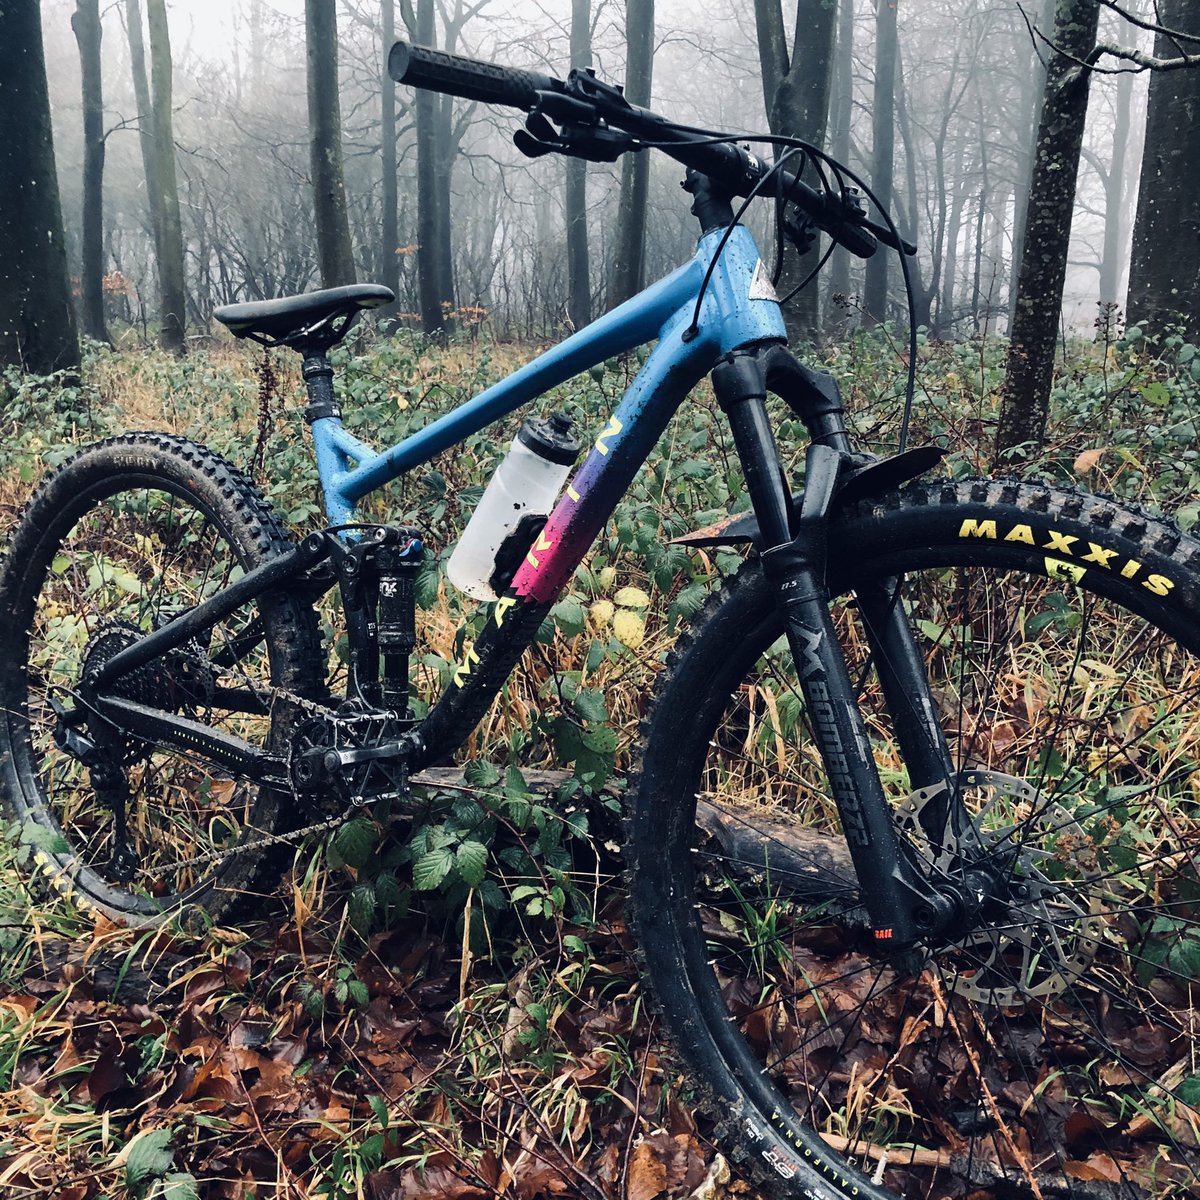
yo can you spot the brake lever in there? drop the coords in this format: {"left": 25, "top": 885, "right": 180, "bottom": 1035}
{"left": 514, "top": 128, "right": 555, "bottom": 158}
{"left": 782, "top": 211, "right": 817, "bottom": 257}
{"left": 513, "top": 109, "right": 635, "bottom": 164}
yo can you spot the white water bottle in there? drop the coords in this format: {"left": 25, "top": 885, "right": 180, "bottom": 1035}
{"left": 447, "top": 412, "right": 579, "bottom": 600}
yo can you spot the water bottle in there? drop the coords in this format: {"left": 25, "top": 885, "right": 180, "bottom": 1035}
{"left": 447, "top": 412, "right": 579, "bottom": 600}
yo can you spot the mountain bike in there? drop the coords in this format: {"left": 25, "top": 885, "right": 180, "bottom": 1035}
{"left": 3, "top": 40, "right": 1199, "bottom": 1200}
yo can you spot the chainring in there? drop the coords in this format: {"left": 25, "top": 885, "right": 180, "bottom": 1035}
{"left": 288, "top": 703, "right": 411, "bottom": 810}
{"left": 898, "top": 769, "right": 1104, "bottom": 1004}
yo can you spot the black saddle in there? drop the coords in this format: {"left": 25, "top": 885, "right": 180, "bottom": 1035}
{"left": 213, "top": 284, "right": 395, "bottom": 350}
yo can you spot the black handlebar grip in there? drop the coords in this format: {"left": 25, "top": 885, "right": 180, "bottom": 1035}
{"left": 388, "top": 40, "right": 559, "bottom": 110}
{"left": 831, "top": 220, "right": 879, "bottom": 259}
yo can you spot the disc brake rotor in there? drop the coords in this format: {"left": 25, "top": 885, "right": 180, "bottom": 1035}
{"left": 898, "top": 769, "right": 1105, "bottom": 1004}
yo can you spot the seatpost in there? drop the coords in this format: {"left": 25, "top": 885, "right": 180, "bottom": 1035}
{"left": 300, "top": 351, "right": 342, "bottom": 425}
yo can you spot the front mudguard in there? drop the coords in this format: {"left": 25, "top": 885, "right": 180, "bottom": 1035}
{"left": 672, "top": 444, "right": 946, "bottom": 548}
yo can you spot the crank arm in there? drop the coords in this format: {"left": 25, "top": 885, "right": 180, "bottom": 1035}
{"left": 319, "top": 738, "right": 410, "bottom": 770}
{"left": 91, "top": 695, "right": 291, "bottom": 789}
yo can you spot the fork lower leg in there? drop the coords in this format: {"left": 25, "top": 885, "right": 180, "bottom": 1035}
{"left": 713, "top": 348, "right": 947, "bottom": 946}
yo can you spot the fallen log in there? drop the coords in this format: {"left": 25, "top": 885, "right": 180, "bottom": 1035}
{"left": 418, "top": 768, "right": 856, "bottom": 900}
{"left": 693, "top": 796, "right": 855, "bottom": 899}
{"left": 16, "top": 773, "right": 857, "bottom": 995}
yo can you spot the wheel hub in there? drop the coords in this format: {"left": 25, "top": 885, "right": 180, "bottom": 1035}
{"left": 898, "top": 769, "right": 1104, "bottom": 1003}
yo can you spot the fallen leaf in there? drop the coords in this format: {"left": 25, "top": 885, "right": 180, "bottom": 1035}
{"left": 627, "top": 1138, "right": 668, "bottom": 1200}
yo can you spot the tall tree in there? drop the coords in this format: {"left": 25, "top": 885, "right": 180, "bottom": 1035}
{"left": 380, "top": 0, "right": 400, "bottom": 305}
{"left": 1007, "top": 0, "right": 1056, "bottom": 328}
{"left": 1128, "top": 0, "right": 1200, "bottom": 340}
{"left": 826, "top": 0, "right": 855, "bottom": 319}
{"left": 996, "top": 0, "right": 1101, "bottom": 459}
{"left": 863, "top": 0, "right": 898, "bottom": 324}
{"left": 412, "top": 0, "right": 448, "bottom": 332}
{"left": 565, "top": 0, "right": 592, "bottom": 329}
{"left": 753, "top": 0, "right": 837, "bottom": 339}
{"left": 125, "top": 0, "right": 161, "bottom": 284}
{"left": 143, "top": 0, "right": 187, "bottom": 352}
{"left": 607, "top": 0, "right": 654, "bottom": 308}
{"left": 306, "top": 0, "right": 356, "bottom": 288}
{"left": 406, "top": 0, "right": 470, "bottom": 335}
{"left": 0, "top": 0, "right": 80, "bottom": 375}
{"left": 72, "top": 0, "right": 111, "bottom": 345}
{"left": 1095, "top": 69, "right": 1136, "bottom": 308}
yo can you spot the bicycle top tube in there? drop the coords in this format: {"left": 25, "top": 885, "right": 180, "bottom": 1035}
{"left": 310, "top": 223, "right": 786, "bottom": 525}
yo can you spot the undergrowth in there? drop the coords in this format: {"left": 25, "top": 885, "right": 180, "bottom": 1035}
{"left": 0, "top": 315, "right": 1196, "bottom": 1198}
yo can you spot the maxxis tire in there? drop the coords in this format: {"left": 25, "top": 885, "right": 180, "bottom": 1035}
{"left": 0, "top": 433, "right": 324, "bottom": 927}
{"left": 628, "top": 478, "right": 1200, "bottom": 1200}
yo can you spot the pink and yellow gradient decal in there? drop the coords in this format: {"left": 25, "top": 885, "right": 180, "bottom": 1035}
{"left": 508, "top": 414, "right": 625, "bottom": 605}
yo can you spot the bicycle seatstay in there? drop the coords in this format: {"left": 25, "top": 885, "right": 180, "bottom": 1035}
{"left": 310, "top": 225, "right": 784, "bottom": 526}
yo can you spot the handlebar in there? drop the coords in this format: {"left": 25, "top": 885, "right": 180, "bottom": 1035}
{"left": 387, "top": 39, "right": 916, "bottom": 260}
{"left": 387, "top": 41, "right": 558, "bottom": 110}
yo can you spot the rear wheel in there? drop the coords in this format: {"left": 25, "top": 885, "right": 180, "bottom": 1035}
{"left": 630, "top": 480, "right": 1200, "bottom": 1198}
{"left": 0, "top": 433, "right": 323, "bottom": 926}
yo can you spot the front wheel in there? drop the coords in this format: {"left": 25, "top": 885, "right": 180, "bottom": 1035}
{"left": 630, "top": 479, "right": 1200, "bottom": 1199}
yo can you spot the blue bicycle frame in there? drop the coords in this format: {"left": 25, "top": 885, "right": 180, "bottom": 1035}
{"left": 310, "top": 225, "right": 786, "bottom": 602}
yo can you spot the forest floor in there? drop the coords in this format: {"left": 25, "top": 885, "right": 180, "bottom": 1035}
{"left": 0, "top": 321, "right": 1195, "bottom": 1200}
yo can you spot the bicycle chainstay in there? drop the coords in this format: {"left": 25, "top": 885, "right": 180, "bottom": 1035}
{"left": 131, "top": 688, "right": 414, "bottom": 881}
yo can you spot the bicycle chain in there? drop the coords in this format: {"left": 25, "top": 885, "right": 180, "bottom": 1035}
{"left": 132, "top": 688, "right": 361, "bottom": 880}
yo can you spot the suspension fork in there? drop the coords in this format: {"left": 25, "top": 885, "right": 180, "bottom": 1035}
{"left": 855, "top": 578, "right": 964, "bottom": 844}
{"left": 712, "top": 348, "right": 952, "bottom": 946}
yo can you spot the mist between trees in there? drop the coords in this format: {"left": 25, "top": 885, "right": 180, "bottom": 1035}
{"left": 3, "top": 0, "right": 1198, "bottom": 455}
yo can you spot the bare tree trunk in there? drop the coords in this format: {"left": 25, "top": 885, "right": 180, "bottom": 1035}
{"left": 566, "top": 0, "right": 592, "bottom": 329}
{"left": 146, "top": 0, "right": 187, "bottom": 353}
{"left": 72, "top": 0, "right": 111, "bottom": 346}
{"left": 1007, "top": 0, "right": 1056, "bottom": 331}
{"left": 434, "top": 95, "right": 456, "bottom": 316}
{"left": 1128, "top": 0, "right": 1200, "bottom": 341}
{"left": 1098, "top": 69, "right": 1134, "bottom": 308}
{"left": 937, "top": 141, "right": 969, "bottom": 337}
{"left": 411, "top": 0, "right": 456, "bottom": 335}
{"left": 0, "top": 0, "right": 81, "bottom": 375}
{"left": 306, "top": 0, "right": 356, "bottom": 288}
{"left": 997, "top": 0, "right": 1101, "bottom": 460}
{"left": 381, "top": 0, "right": 400, "bottom": 310}
{"left": 863, "top": 0, "right": 898, "bottom": 325}
{"left": 608, "top": 0, "right": 653, "bottom": 308}
{"left": 894, "top": 54, "right": 935, "bottom": 330}
{"left": 826, "top": 0, "right": 855, "bottom": 319}
{"left": 125, "top": 0, "right": 161, "bottom": 283}
{"left": 753, "top": 0, "right": 837, "bottom": 341}
{"left": 970, "top": 118, "right": 989, "bottom": 330}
